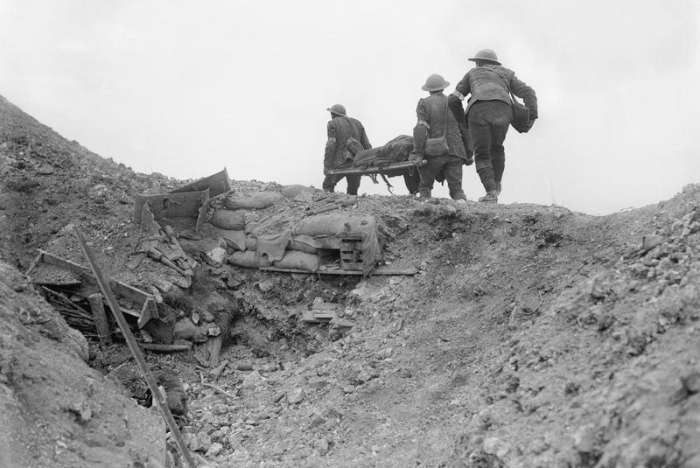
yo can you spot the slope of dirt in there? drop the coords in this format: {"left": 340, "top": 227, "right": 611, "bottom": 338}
{"left": 1, "top": 94, "right": 700, "bottom": 468}
{"left": 163, "top": 190, "right": 698, "bottom": 467}
{"left": 0, "top": 260, "right": 166, "bottom": 467}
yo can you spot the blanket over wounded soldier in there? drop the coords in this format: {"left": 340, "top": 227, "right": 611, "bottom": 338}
{"left": 328, "top": 135, "right": 422, "bottom": 194}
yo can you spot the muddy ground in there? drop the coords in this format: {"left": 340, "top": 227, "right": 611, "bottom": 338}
{"left": 1, "top": 94, "right": 699, "bottom": 467}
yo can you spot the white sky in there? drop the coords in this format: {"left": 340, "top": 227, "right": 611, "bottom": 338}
{"left": 1, "top": 0, "right": 699, "bottom": 214}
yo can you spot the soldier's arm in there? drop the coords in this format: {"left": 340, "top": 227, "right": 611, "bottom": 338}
{"left": 451, "top": 72, "right": 471, "bottom": 101}
{"left": 509, "top": 74, "right": 538, "bottom": 119}
{"left": 324, "top": 121, "right": 337, "bottom": 166}
{"left": 413, "top": 99, "right": 429, "bottom": 154}
{"left": 359, "top": 124, "right": 372, "bottom": 149}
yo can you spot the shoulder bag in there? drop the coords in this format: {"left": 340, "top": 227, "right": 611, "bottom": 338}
{"left": 486, "top": 68, "right": 532, "bottom": 133}
{"left": 424, "top": 98, "right": 450, "bottom": 157}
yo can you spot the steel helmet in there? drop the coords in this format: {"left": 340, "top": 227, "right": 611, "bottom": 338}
{"left": 421, "top": 74, "right": 450, "bottom": 92}
{"left": 468, "top": 49, "right": 501, "bottom": 65}
{"left": 326, "top": 104, "right": 347, "bottom": 117}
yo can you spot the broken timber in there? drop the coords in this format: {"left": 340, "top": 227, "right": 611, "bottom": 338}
{"left": 26, "top": 250, "right": 158, "bottom": 328}
{"left": 134, "top": 189, "right": 209, "bottom": 223}
{"left": 170, "top": 167, "right": 231, "bottom": 197}
{"left": 325, "top": 160, "right": 426, "bottom": 176}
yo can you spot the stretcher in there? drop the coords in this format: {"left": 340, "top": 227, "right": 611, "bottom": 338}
{"left": 325, "top": 159, "right": 426, "bottom": 176}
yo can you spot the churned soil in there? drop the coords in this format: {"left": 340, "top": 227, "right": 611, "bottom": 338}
{"left": 1, "top": 93, "right": 699, "bottom": 467}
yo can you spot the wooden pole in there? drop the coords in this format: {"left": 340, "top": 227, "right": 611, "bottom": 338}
{"left": 87, "top": 293, "right": 112, "bottom": 345}
{"left": 74, "top": 228, "right": 195, "bottom": 468}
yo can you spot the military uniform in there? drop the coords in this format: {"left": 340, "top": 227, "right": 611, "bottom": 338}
{"left": 454, "top": 53, "right": 537, "bottom": 200}
{"left": 414, "top": 90, "right": 468, "bottom": 200}
{"left": 323, "top": 114, "right": 371, "bottom": 195}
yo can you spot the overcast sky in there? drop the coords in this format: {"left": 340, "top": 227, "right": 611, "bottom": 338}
{"left": 1, "top": 0, "right": 698, "bottom": 214}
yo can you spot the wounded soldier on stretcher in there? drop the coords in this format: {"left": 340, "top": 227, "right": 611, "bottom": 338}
{"left": 335, "top": 135, "right": 418, "bottom": 194}
{"left": 342, "top": 134, "right": 467, "bottom": 196}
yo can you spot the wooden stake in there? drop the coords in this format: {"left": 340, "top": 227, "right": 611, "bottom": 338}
{"left": 87, "top": 293, "right": 111, "bottom": 345}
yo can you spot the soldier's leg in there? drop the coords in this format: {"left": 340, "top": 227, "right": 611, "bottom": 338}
{"left": 444, "top": 157, "right": 466, "bottom": 201}
{"left": 345, "top": 175, "right": 361, "bottom": 195}
{"left": 417, "top": 158, "right": 440, "bottom": 198}
{"left": 403, "top": 169, "right": 420, "bottom": 195}
{"left": 490, "top": 102, "right": 513, "bottom": 189}
{"left": 322, "top": 174, "right": 340, "bottom": 193}
{"left": 468, "top": 104, "right": 497, "bottom": 194}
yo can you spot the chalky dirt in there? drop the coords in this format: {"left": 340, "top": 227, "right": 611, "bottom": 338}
{"left": 1, "top": 93, "right": 699, "bottom": 468}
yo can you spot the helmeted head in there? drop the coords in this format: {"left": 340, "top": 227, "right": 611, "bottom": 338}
{"left": 468, "top": 49, "right": 501, "bottom": 65}
{"left": 421, "top": 74, "right": 450, "bottom": 93}
{"left": 326, "top": 104, "right": 347, "bottom": 117}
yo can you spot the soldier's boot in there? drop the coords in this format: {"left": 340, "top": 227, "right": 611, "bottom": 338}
{"left": 450, "top": 189, "right": 467, "bottom": 202}
{"left": 478, "top": 191, "right": 499, "bottom": 203}
{"left": 418, "top": 188, "right": 432, "bottom": 200}
{"left": 477, "top": 167, "right": 498, "bottom": 201}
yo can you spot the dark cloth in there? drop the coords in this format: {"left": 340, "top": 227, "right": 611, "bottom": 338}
{"left": 324, "top": 116, "right": 371, "bottom": 171}
{"left": 448, "top": 95, "right": 472, "bottom": 159}
{"left": 455, "top": 64, "right": 537, "bottom": 117}
{"left": 468, "top": 101, "right": 512, "bottom": 190}
{"left": 417, "top": 155, "right": 466, "bottom": 200}
{"left": 322, "top": 174, "right": 361, "bottom": 195}
{"left": 414, "top": 92, "right": 467, "bottom": 161}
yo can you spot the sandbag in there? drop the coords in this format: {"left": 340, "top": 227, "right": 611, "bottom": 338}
{"left": 273, "top": 251, "right": 320, "bottom": 272}
{"left": 209, "top": 209, "right": 245, "bottom": 230}
{"left": 245, "top": 236, "right": 257, "bottom": 251}
{"left": 280, "top": 184, "right": 314, "bottom": 202}
{"left": 227, "top": 251, "right": 271, "bottom": 269}
{"left": 289, "top": 234, "right": 321, "bottom": 254}
{"left": 293, "top": 213, "right": 375, "bottom": 237}
{"left": 256, "top": 230, "right": 291, "bottom": 262}
{"left": 224, "top": 191, "right": 283, "bottom": 210}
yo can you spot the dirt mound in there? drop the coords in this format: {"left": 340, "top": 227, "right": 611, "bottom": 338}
{"left": 1, "top": 94, "right": 699, "bottom": 467}
{"left": 0, "top": 260, "right": 165, "bottom": 467}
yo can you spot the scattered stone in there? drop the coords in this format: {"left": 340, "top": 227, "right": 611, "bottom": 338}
{"left": 681, "top": 372, "right": 700, "bottom": 394}
{"left": 573, "top": 424, "right": 597, "bottom": 454}
{"left": 257, "top": 279, "right": 275, "bottom": 293}
{"left": 236, "top": 361, "right": 254, "bottom": 371}
{"left": 504, "top": 374, "right": 520, "bottom": 393}
{"left": 37, "top": 164, "right": 54, "bottom": 175}
{"left": 482, "top": 436, "right": 512, "bottom": 459}
{"left": 240, "top": 371, "right": 265, "bottom": 390}
{"left": 205, "top": 442, "right": 223, "bottom": 458}
{"left": 259, "top": 362, "right": 279, "bottom": 373}
{"left": 641, "top": 234, "right": 664, "bottom": 253}
{"left": 202, "top": 310, "right": 216, "bottom": 322}
{"left": 316, "top": 437, "right": 330, "bottom": 456}
{"left": 564, "top": 381, "right": 581, "bottom": 396}
{"left": 207, "top": 247, "right": 227, "bottom": 265}
{"left": 287, "top": 387, "right": 305, "bottom": 405}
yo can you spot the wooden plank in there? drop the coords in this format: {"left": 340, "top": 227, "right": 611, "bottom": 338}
{"left": 326, "top": 160, "right": 426, "bottom": 176}
{"left": 88, "top": 293, "right": 112, "bottom": 345}
{"left": 133, "top": 189, "right": 209, "bottom": 222}
{"left": 170, "top": 168, "right": 231, "bottom": 197}
{"left": 137, "top": 298, "right": 159, "bottom": 329}
{"left": 25, "top": 252, "right": 44, "bottom": 276}
{"left": 139, "top": 342, "right": 192, "bottom": 352}
{"left": 37, "top": 250, "right": 156, "bottom": 325}
{"left": 39, "top": 250, "right": 154, "bottom": 306}
{"left": 259, "top": 265, "right": 417, "bottom": 276}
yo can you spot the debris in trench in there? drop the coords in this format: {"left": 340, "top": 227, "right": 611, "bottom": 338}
{"left": 74, "top": 227, "right": 196, "bottom": 468}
